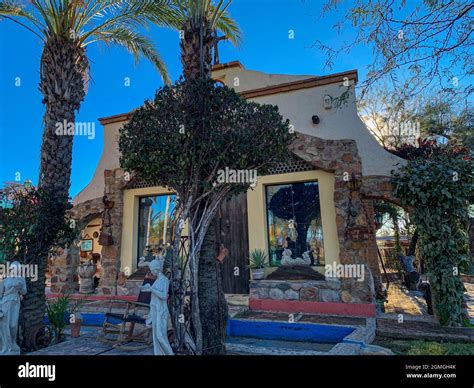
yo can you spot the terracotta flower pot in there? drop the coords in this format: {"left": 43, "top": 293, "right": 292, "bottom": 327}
{"left": 70, "top": 319, "right": 82, "bottom": 338}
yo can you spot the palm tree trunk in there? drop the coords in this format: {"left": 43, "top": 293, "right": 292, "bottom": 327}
{"left": 180, "top": 17, "right": 225, "bottom": 353}
{"left": 180, "top": 20, "right": 214, "bottom": 81}
{"left": 22, "top": 36, "right": 86, "bottom": 349}
{"left": 38, "top": 37, "right": 86, "bottom": 193}
{"left": 198, "top": 218, "right": 228, "bottom": 355}
{"left": 21, "top": 253, "right": 47, "bottom": 349}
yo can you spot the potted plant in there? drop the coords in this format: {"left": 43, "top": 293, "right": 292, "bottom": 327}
{"left": 46, "top": 294, "right": 71, "bottom": 344}
{"left": 248, "top": 249, "right": 268, "bottom": 280}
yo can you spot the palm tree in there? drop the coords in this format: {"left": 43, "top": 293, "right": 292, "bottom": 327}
{"left": 176, "top": 0, "right": 241, "bottom": 81}
{"left": 0, "top": 0, "right": 177, "bottom": 348}
{"left": 173, "top": 0, "right": 241, "bottom": 355}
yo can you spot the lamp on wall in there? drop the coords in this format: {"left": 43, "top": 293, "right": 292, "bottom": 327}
{"left": 347, "top": 173, "right": 361, "bottom": 218}
{"left": 348, "top": 172, "right": 362, "bottom": 192}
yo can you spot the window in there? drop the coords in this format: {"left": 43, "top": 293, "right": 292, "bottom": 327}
{"left": 137, "top": 194, "right": 176, "bottom": 264}
{"left": 265, "top": 181, "right": 325, "bottom": 267}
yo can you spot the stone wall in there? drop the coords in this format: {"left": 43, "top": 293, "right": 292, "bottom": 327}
{"left": 50, "top": 198, "right": 104, "bottom": 293}
{"left": 361, "top": 199, "right": 381, "bottom": 285}
{"left": 50, "top": 169, "right": 127, "bottom": 295}
{"left": 361, "top": 175, "right": 401, "bottom": 205}
{"left": 251, "top": 279, "right": 341, "bottom": 302}
{"left": 97, "top": 169, "right": 127, "bottom": 295}
{"left": 250, "top": 266, "right": 374, "bottom": 306}
{"left": 49, "top": 247, "right": 80, "bottom": 294}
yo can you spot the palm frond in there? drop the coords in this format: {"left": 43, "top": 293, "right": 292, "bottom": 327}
{"left": 79, "top": 0, "right": 178, "bottom": 44}
{"left": 0, "top": 0, "right": 45, "bottom": 37}
{"left": 214, "top": 10, "right": 241, "bottom": 46}
{"left": 174, "top": 0, "right": 241, "bottom": 47}
{"left": 87, "top": 25, "right": 170, "bottom": 84}
{"left": 2, "top": 0, "right": 176, "bottom": 83}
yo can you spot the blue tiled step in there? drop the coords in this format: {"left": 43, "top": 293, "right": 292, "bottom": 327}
{"left": 227, "top": 319, "right": 355, "bottom": 344}
{"left": 46, "top": 313, "right": 356, "bottom": 344}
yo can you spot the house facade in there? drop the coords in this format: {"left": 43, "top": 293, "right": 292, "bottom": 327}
{"left": 50, "top": 61, "right": 403, "bottom": 318}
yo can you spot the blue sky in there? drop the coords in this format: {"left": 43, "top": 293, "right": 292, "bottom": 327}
{"left": 0, "top": 0, "right": 437, "bottom": 197}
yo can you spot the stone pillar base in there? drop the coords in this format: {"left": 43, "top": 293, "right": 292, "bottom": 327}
{"left": 50, "top": 248, "right": 79, "bottom": 294}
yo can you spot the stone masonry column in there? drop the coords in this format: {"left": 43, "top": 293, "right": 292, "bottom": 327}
{"left": 50, "top": 247, "right": 80, "bottom": 294}
{"left": 361, "top": 199, "right": 382, "bottom": 293}
{"left": 98, "top": 168, "right": 126, "bottom": 295}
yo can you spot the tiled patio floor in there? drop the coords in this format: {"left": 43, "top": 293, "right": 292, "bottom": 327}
{"left": 28, "top": 312, "right": 370, "bottom": 356}
{"left": 28, "top": 282, "right": 474, "bottom": 356}
{"left": 383, "top": 283, "right": 428, "bottom": 316}
{"left": 27, "top": 327, "right": 337, "bottom": 356}
{"left": 383, "top": 281, "right": 474, "bottom": 324}
{"left": 29, "top": 327, "right": 154, "bottom": 356}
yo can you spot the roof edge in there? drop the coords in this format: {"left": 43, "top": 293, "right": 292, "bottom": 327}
{"left": 98, "top": 68, "right": 358, "bottom": 125}
{"left": 98, "top": 112, "right": 131, "bottom": 125}
{"left": 240, "top": 69, "right": 358, "bottom": 99}
{"left": 211, "top": 60, "right": 244, "bottom": 71}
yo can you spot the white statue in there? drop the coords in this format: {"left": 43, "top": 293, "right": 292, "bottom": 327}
{"left": 301, "top": 250, "right": 313, "bottom": 265}
{"left": 141, "top": 259, "right": 173, "bottom": 355}
{"left": 281, "top": 249, "right": 311, "bottom": 266}
{"left": 0, "top": 261, "right": 27, "bottom": 355}
{"left": 137, "top": 256, "right": 150, "bottom": 269}
{"left": 280, "top": 248, "right": 293, "bottom": 266}
{"left": 138, "top": 250, "right": 165, "bottom": 269}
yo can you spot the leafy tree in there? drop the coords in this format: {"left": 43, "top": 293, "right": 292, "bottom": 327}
{"left": 318, "top": 0, "right": 473, "bottom": 98}
{"left": 414, "top": 99, "right": 474, "bottom": 149}
{"left": 119, "top": 79, "right": 295, "bottom": 354}
{"left": 358, "top": 85, "right": 418, "bottom": 149}
{"left": 0, "top": 184, "right": 75, "bottom": 262}
{"left": 0, "top": 184, "right": 76, "bottom": 348}
{"left": 360, "top": 87, "right": 473, "bottom": 151}
{"left": 0, "top": 0, "right": 177, "bottom": 347}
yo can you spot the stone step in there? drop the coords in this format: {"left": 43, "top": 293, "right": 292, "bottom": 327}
{"left": 376, "top": 315, "right": 474, "bottom": 342}
{"left": 225, "top": 336, "right": 332, "bottom": 355}
{"left": 225, "top": 294, "right": 249, "bottom": 306}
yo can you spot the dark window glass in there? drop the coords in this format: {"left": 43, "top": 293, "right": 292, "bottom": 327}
{"left": 137, "top": 194, "right": 176, "bottom": 265}
{"left": 265, "top": 181, "right": 325, "bottom": 267}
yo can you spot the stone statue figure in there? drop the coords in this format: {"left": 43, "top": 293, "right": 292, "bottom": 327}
{"left": 0, "top": 261, "right": 27, "bottom": 355}
{"left": 137, "top": 246, "right": 155, "bottom": 269}
{"left": 280, "top": 248, "right": 312, "bottom": 267}
{"left": 141, "top": 259, "right": 173, "bottom": 355}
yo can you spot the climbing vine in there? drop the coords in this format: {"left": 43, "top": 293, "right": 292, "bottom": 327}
{"left": 392, "top": 143, "right": 473, "bottom": 326}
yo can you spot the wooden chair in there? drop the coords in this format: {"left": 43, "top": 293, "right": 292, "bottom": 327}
{"left": 98, "top": 279, "right": 154, "bottom": 350}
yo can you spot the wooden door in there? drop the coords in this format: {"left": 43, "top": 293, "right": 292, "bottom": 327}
{"left": 214, "top": 193, "right": 250, "bottom": 294}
